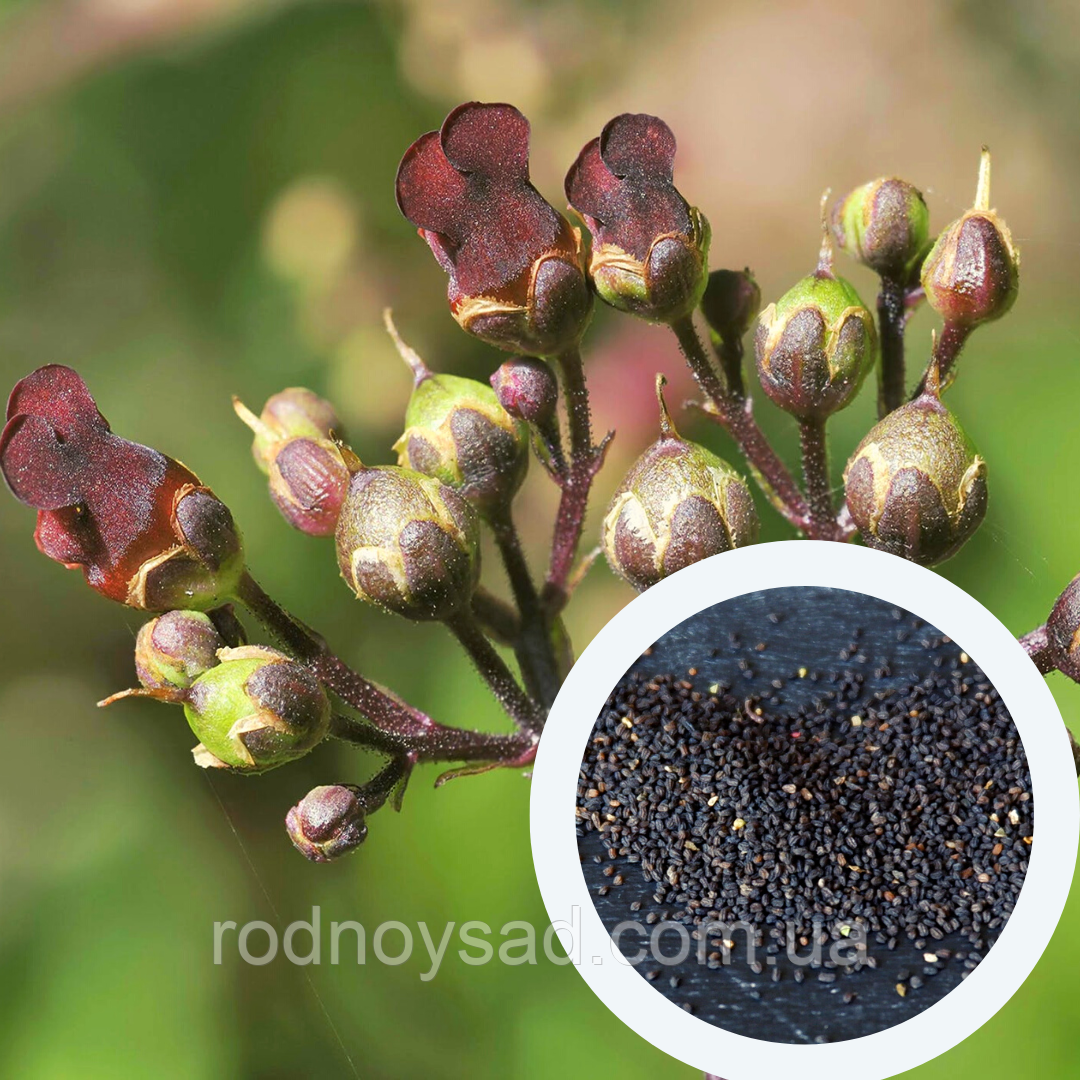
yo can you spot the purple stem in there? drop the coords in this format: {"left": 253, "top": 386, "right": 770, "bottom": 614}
{"left": 798, "top": 417, "right": 837, "bottom": 537}
{"left": 237, "top": 572, "right": 537, "bottom": 766}
{"left": 543, "top": 346, "right": 607, "bottom": 615}
{"left": 672, "top": 316, "right": 827, "bottom": 539}
{"left": 489, "top": 506, "right": 561, "bottom": 708}
{"left": 877, "top": 275, "right": 907, "bottom": 416}
{"left": 444, "top": 610, "right": 546, "bottom": 737}
{"left": 915, "top": 319, "right": 972, "bottom": 397}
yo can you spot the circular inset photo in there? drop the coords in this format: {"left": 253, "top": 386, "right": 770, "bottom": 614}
{"left": 531, "top": 543, "right": 1078, "bottom": 1080}
{"left": 578, "top": 586, "right": 1029, "bottom": 1042}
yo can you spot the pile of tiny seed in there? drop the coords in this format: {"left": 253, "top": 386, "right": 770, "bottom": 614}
{"left": 577, "top": 642, "right": 1032, "bottom": 956}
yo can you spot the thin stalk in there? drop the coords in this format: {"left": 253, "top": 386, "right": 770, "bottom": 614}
{"left": 877, "top": 275, "right": 907, "bottom": 416}
{"left": 713, "top": 333, "right": 745, "bottom": 400}
{"left": 471, "top": 586, "right": 520, "bottom": 647}
{"left": 489, "top": 506, "right": 561, "bottom": 708}
{"left": 1019, "top": 624, "right": 1058, "bottom": 675}
{"left": 798, "top": 417, "right": 836, "bottom": 536}
{"left": 543, "top": 346, "right": 606, "bottom": 615}
{"left": 915, "top": 320, "right": 971, "bottom": 397}
{"left": 671, "top": 316, "right": 820, "bottom": 537}
{"left": 444, "top": 611, "right": 546, "bottom": 736}
{"left": 236, "top": 572, "right": 536, "bottom": 764}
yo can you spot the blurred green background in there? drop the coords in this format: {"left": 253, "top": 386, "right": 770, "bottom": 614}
{"left": 0, "top": 1, "right": 1078, "bottom": 1077}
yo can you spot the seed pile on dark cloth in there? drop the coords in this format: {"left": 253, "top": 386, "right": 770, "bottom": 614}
{"left": 577, "top": 645, "right": 1032, "bottom": 953}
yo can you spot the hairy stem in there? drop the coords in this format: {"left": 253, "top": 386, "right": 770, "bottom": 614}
{"left": 672, "top": 316, "right": 823, "bottom": 538}
{"left": 543, "top": 346, "right": 606, "bottom": 615}
{"left": 798, "top": 417, "right": 836, "bottom": 535}
{"left": 877, "top": 275, "right": 907, "bottom": 416}
{"left": 916, "top": 319, "right": 971, "bottom": 396}
{"left": 1019, "top": 624, "right": 1058, "bottom": 675}
{"left": 713, "top": 332, "right": 745, "bottom": 400}
{"left": 237, "top": 572, "right": 536, "bottom": 765}
{"left": 489, "top": 506, "right": 561, "bottom": 708}
{"left": 445, "top": 610, "right": 546, "bottom": 736}
{"left": 471, "top": 586, "right": 520, "bottom": 647}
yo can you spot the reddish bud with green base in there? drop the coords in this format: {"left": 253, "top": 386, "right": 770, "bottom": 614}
{"left": 234, "top": 388, "right": 351, "bottom": 538}
{"left": 920, "top": 150, "right": 1019, "bottom": 328}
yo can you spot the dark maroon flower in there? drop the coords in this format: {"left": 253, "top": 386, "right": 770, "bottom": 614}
{"left": 396, "top": 102, "right": 592, "bottom": 355}
{"left": 565, "top": 113, "right": 710, "bottom": 323}
{"left": 0, "top": 365, "right": 244, "bottom": 609}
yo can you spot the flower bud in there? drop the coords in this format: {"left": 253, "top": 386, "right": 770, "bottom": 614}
{"left": 920, "top": 149, "right": 1019, "bottom": 327}
{"left": 490, "top": 357, "right": 558, "bottom": 426}
{"left": 566, "top": 114, "right": 710, "bottom": 324}
{"left": 700, "top": 268, "right": 761, "bottom": 345}
{"left": 335, "top": 466, "right": 480, "bottom": 620}
{"left": 286, "top": 785, "right": 368, "bottom": 862}
{"left": 234, "top": 390, "right": 351, "bottom": 538}
{"left": 185, "top": 645, "right": 330, "bottom": 772}
{"left": 1047, "top": 576, "right": 1080, "bottom": 683}
{"left": 128, "top": 486, "right": 246, "bottom": 611}
{"left": 387, "top": 313, "right": 528, "bottom": 518}
{"left": 602, "top": 376, "right": 758, "bottom": 592}
{"left": 135, "top": 610, "right": 224, "bottom": 690}
{"left": 843, "top": 368, "right": 987, "bottom": 566}
{"left": 754, "top": 237, "right": 877, "bottom": 420}
{"left": 243, "top": 388, "right": 343, "bottom": 469}
{"left": 830, "top": 178, "right": 930, "bottom": 282}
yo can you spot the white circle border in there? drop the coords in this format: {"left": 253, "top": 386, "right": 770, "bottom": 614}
{"left": 530, "top": 541, "right": 1078, "bottom": 1080}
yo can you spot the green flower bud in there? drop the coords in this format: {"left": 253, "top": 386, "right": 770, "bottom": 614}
{"left": 700, "top": 268, "right": 762, "bottom": 345}
{"left": 830, "top": 177, "right": 930, "bottom": 282}
{"left": 754, "top": 236, "right": 877, "bottom": 420}
{"left": 234, "top": 391, "right": 352, "bottom": 538}
{"left": 135, "top": 610, "right": 224, "bottom": 690}
{"left": 286, "top": 785, "right": 368, "bottom": 862}
{"left": 186, "top": 645, "right": 330, "bottom": 773}
{"left": 388, "top": 313, "right": 527, "bottom": 519}
{"left": 843, "top": 367, "right": 987, "bottom": 566}
{"left": 335, "top": 465, "right": 480, "bottom": 621}
{"left": 602, "top": 376, "right": 758, "bottom": 592}
{"left": 1047, "top": 576, "right": 1080, "bottom": 683}
{"left": 920, "top": 149, "right": 1019, "bottom": 328}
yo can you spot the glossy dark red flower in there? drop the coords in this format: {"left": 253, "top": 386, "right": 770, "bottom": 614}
{"left": 396, "top": 102, "right": 592, "bottom": 355}
{"left": 565, "top": 113, "right": 710, "bottom": 323}
{"left": 0, "top": 365, "right": 244, "bottom": 609}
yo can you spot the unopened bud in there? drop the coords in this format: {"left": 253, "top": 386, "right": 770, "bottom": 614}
{"left": 388, "top": 313, "right": 527, "bottom": 518}
{"left": 490, "top": 357, "right": 558, "bottom": 426}
{"left": 755, "top": 230, "right": 877, "bottom": 420}
{"left": 135, "top": 610, "right": 224, "bottom": 690}
{"left": 844, "top": 368, "right": 987, "bottom": 566}
{"left": 335, "top": 466, "right": 480, "bottom": 621}
{"left": 234, "top": 390, "right": 351, "bottom": 538}
{"left": 831, "top": 178, "right": 930, "bottom": 282}
{"left": 700, "top": 268, "right": 761, "bottom": 345}
{"left": 186, "top": 645, "right": 330, "bottom": 773}
{"left": 286, "top": 785, "right": 368, "bottom": 862}
{"left": 602, "top": 376, "right": 758, "bottom": 591}
{"left": 920, "top": 149, "right": 1019, "bottom": 327}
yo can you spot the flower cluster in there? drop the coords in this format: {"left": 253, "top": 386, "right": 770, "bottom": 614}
{"left": 3, "top": 101, "right": 1074, "bottom": 871}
